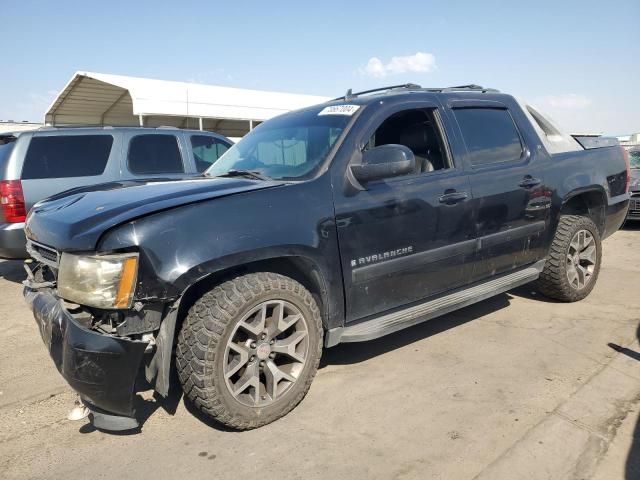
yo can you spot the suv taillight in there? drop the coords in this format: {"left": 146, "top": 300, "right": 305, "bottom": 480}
{"left": 0, "top": 180, "right": 27, "bottom": 223}
{"left": 622, "top": 147, "right": 631, "bottom": 193}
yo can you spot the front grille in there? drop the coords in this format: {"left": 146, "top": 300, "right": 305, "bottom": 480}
{"left": 629, "top": 195, "right": 640, "bottom": 212}
{"left": 26, "top": 240, "right": 59, "bottom": 268}
{"left": 35, "top": 245, "right": 57, "bottom": 263}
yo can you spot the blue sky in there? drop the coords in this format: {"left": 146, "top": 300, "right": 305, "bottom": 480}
{"left": 2, "top": 0, "right": 638, "bottom": 134}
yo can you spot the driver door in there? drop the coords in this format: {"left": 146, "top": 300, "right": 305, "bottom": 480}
{"left": 332, "top": 103, "right": 476, "bottom": 322}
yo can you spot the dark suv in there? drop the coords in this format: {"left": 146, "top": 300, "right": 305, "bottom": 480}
{"left": 23, "top": 84, "right": 629, "bottom": 432}
{"left": 0, "top": 127, "right": 231, "bottom": 258}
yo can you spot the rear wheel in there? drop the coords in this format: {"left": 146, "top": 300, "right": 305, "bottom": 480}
{"left": 537, "top": 214, "right": 602, "bottom": 302}
{"left": 176, "top": 272, "right": 323, "bottom": 429}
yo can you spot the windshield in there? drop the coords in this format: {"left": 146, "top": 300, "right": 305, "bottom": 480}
{"left": 205, "top": 106, "right": 356, "bottom": 180}
{"left": 629, "top": 150, "right": 640, "bottom": 169}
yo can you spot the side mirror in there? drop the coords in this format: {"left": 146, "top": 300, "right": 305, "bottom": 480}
{"left": 350, "top": 144, "right": 416, "bottom": 184}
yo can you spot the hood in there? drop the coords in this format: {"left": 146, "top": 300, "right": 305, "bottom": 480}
{"left": 25, "top": 177, "right": 284, "bottom": 252}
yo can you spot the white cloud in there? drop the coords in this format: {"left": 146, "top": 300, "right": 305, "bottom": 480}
{"left": 537, "top": 94, "right": 592, "bottom": 110}
{"left": 362, "top": 52, "right": 436, "bottom": 78}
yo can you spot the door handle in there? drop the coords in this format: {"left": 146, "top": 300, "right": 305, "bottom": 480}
{"left": 519, "top": 176, "right": 542, "bottom": 189}
{"left": 438, "top": 191, "right": 468, "bottom": 204}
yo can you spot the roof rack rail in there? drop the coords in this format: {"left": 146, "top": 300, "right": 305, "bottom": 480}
{"left": 434, "top": 84, "right": 499, "bottom": 93}
{"left": 333, "top": 83, "right": 499, "bottom": 101}
{"left": 333, "top": 83, "right": 422, "bottom": 101}
{"left": 418, "top": 84, "right": 499, "bottom": 93}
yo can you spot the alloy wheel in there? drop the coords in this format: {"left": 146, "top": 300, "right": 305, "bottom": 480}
{"left": 223, "top": 300, "right": 310, "bottom": 407}
{"left": 565, "top": 229, "right": 597, "bottom": 290}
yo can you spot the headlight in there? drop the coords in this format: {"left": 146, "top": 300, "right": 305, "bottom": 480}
{"left": 57, "top": 253, "right": 139, "bottom": 309}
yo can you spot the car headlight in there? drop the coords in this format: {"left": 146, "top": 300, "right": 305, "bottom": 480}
{"left": 57, "top": 253, "right": 139, "bottom": 309}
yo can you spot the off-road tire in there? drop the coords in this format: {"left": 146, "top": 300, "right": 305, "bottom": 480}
{"left": 176, "top": 272, "right": 323, "bottom": 430}
{"left": 536, "top": 214, "right": 602, "bottom": 302}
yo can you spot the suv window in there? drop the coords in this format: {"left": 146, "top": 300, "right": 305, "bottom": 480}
{"left": 190, "top": 136, "right": 230, "bottom": 172}
{"left": 0, "top": 136, "right": 17, "bottom": 166}
{"left": 128, "top": 134, "right": 184, "bottom": 174}
{"left": 22, "top": 135, "right": 113, "bottom": 179}
{"left": 453, "top": 108, "right": 523, "bottom": 166}
{"left": 366, "top": 108, "right": 449, "bottom": 174}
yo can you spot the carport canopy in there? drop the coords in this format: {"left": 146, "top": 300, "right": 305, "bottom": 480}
{"left": 45, "top": 71, "right": 330, "bottom": 138}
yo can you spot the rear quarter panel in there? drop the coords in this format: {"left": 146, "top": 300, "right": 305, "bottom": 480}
{"left": 547, "top": 146, "right": 628, "bottom": 238}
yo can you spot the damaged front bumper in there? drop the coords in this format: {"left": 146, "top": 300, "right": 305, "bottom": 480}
{"left": 24, "top": 287, "right": 148, "bottom": 429}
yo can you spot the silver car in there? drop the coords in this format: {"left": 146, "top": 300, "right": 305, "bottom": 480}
{"left": 0, "top": 126, "right": 232, "bottom": 258}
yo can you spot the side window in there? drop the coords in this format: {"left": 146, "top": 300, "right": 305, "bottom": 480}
{"left": 22, "top": 135, "right": 113, "bottom": 179}
{"left": 128, "top": 134, "right": 184, "bottom": 175}
{"left": 190, "top": 135, "right": 230, "bottom": 173}
{"left": 366, "top": 109, "right": 450, "bottom": 174}
{"left": 453, "top": 108, "right": 523, "bottom": 166}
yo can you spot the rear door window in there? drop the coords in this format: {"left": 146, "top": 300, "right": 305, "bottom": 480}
{"left": 453, "top": 108, "right": 523, "bottom": 166}
{"left": 128, "top": 134, "right": 184, "bottom": 174}
{"left": 22, "top": 135, "right": 113, "bottom": 179}
{"left": 190, "top": 135, "right": 230, "bottom": 172}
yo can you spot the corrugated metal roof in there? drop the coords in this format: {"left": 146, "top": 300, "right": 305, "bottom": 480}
{"left": 45, "top": 71, "right": 330, "bottom": 127}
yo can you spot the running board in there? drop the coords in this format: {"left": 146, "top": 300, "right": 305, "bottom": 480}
{"left": 325, "top": 260, "right": 545, "bottom": 347}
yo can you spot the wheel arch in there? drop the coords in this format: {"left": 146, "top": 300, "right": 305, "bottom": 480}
{"left": 175, "top": 254, "right": 333, "bottom": 334}
{"left": 559, "top": 187, "right": 607, "bottom": 234}
{"left": 148, "top": 252, "right": 336, "bottom": 399}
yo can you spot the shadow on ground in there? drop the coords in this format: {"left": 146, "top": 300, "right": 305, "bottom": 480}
{"left": 622, "top": 322, "right": 640, "bottom": 479}
{"left": 103, "top": 292, "right": 513, "bottom": 434}
{"left": 621, "top": 219, "right": 640, "bottom": 231}
{"left": 322, "top": 292, "right": 511, "bottom": 367}
{"left": 0, "top": 260, "right": 26, "bottom": 284}
{"left": 188, "top": 292, "right": 512, "bottom": 432}
{"left": 608, "top": 321, "right": 640, "bottom": 479}
{"left": 509, "top": 283, "right": 560, "bottom": 303}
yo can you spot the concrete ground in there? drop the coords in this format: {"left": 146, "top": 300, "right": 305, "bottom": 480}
{"left": 1, "top": 227, "right": 639, "bottom": 480}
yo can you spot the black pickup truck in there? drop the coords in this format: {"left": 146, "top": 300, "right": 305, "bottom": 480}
{"left": 23, "top": 84, "right": 630, "bottom": 431}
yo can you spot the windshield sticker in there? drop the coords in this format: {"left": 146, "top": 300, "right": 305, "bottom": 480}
{"left": 318, "top": 105, "right": 360, "bottom": 116}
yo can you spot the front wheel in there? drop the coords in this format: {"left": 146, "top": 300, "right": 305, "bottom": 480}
{"left": 176, "top": 272, "right": 323, "bottom": 429}
{"left": 536, "top": 214, "right": 602, "bottom": 302}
